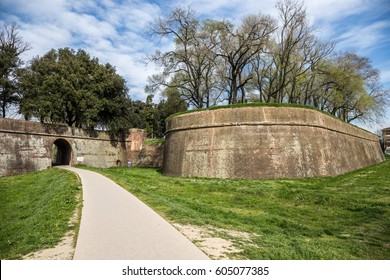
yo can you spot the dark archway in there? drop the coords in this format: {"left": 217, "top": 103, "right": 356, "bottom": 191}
{"left": 52, "top": 139, "right": 72, "bottom": 166}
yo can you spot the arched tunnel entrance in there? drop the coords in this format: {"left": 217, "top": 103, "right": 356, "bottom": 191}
{"left": 52, "top": 139, "right": 72, "bottom": 166}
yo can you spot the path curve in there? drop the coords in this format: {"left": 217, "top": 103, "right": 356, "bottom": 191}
{"left": 59, "top": 166, "right": 208, "bottom": 260}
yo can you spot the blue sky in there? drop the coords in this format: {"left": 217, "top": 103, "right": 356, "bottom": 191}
{"left": 1, "top": 0, "right": 389, "bottom": 132}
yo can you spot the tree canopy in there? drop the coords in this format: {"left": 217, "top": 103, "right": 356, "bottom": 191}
{"left": 1, "top": 0, "right": 388, "bottom": 132}
{"left": 19, "top": 48, "right": 133, "bottom": 132}
{"left": 0, "top": 23, "right": 30, "bottom": 118}
{"left": 147, "top": 0, "right": 389, "bottom": 124}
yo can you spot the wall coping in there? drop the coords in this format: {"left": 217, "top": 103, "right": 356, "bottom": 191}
{"left": 166, "top": 106, "right": 379, "bottom": 143}
{"left": 0, "top": 118, "right": 134, "bottom": 142}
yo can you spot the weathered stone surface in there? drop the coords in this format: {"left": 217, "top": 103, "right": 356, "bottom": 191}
{"left": 125, "top": 128, "right": 147, "bottom": 165}
{"left": 0, "top": 118, "right": 150, "bottom": 176}
{"left": 137, "top": 143, "right": 164, "bottom": 168}
{"left": 163, "top": 106, "right": 385, "bottom": 179}
{"left": 383, "top": 127, "right": 390, "bottom": 154}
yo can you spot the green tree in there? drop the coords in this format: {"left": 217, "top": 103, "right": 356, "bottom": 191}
{"left": 154, "top": 87, "right": 187, "bottom": 137}
{"left": 140, "top": 90, "right": 187, "bottom": 138}
{"left": 0, "top": 23, "right": 30, "bottom": 118}
{"left": 126, "top": 99, "right": 146, "bottom": 130}
{"left": 147, "top": 3, "right": 387, "bottom": 125}
{"left": 316, "top": 52, "right": 389, "bottom": 123}
{"left": 19, "top": 48, "right": 132, "bottom": 132}
{"left": 142, "top": 94, "right": 156, "bottom": 137}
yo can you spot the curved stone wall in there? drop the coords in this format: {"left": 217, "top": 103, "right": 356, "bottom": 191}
{"left": 163, "top": 106, "right": 385, "bottom": 179}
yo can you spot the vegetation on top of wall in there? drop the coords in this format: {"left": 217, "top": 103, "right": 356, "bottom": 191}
{"left": 148, "top": 3, "right": 388, "bottom": 125}
{"left": 166, "top": 102, "right": 318, "bottom": 121}
{"left": 166, "top": 102, "right": 374, "bottom": 135}
{"left": 143, "top": 138, "right": 165, "bottom": 145}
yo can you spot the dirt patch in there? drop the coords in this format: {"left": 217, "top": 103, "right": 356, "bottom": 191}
{"left": 174, "top": 224, "right": 257, "bottom": 259}
{"left": 22, "top": 231, "right": 75, "bottom": 260}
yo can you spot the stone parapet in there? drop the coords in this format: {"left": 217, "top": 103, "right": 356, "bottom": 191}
{"left": 0, "top": 118, "right": 148, "bottom": 176}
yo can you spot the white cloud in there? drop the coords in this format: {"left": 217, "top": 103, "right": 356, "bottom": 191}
{"left": 380, "top": 70, "right": 390, "bottom": 84}
{"left": 173, "top": 0, "right": 378, "bottom": 23}
{"left": 91, "top": 48, "right": 157, "bottom": 99}
{"left": 19, "top": 23, "right": 73, "bottom": 58}
{"left": 1, "top": 0, "right": 389, "bottom": 105}
{"left": 0, "top": 0, "right": 69, "bottom": 22}
{"left": 306, "top": 0, "right": 371, "bottom": 22}
{"left": 0, "top": 0, "right": 165, "bottom": 101}
{"left": 171, "top": 0, "right": 276, "bottom": 21}
{"left": 64, "top": 13, "right": 116, "bottom": 38}
{"left": 335, "top": 20, "right": 390, "bottom": 52}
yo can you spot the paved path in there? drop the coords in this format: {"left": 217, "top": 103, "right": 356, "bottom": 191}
{"left": 59, "top": 166, "right": 208, "bottom": 260}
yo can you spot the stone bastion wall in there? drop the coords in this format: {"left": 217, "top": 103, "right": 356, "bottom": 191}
{"left": 0, "top": 118, "right": 161, "bottom": 176}
{"left": 163, "top": 106, "right": 385, "bottom": 179}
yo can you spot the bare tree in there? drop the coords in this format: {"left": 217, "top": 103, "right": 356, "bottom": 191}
{"left": 147, "top": 7, "right": 219, "bottom": 108}
{"left": 0, "top": 23, "right": 31, "bottom": 118}
{"left": 211, "top": 15, "right": 276, "bottom": 104}
{"left": 260, "top": 0, "right": 333, "bottom": 104}
{"left": 146, "top": 3, "right": 386, "bottom": 125}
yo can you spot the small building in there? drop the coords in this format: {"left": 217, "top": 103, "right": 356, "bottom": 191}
{"left": 383, "top": 127, "right": 390, "bottom": 154}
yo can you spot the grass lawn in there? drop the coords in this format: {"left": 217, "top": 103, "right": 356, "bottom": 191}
{"left": 82, "top": 158, "right": 390, "bottom": 260}
{"left": 0, "top": 168, "right": 81, "bottom": 259}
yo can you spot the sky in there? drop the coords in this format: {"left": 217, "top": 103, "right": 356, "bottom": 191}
{"left": 1, "top": 0, "right": 389, "bottom": 132}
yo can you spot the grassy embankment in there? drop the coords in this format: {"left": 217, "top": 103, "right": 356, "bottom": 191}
{"left": 0, "top": 168, "right": 81, "bottom": 259}
{"left": 1, "top": 159, "right": 388, "bottom": 260}
{"left": 83, "top": 158, "right": 390, "bottom": 260}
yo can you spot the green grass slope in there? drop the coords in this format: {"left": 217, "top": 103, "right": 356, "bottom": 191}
{"left": 83, "top": 158, "right": 390, "bottom": 260}
{"left": 0, "top": 168, "right": 81, "bottom": 259}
